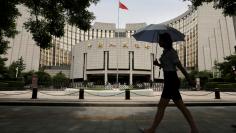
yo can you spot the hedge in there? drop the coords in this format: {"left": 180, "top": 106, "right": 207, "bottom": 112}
{"left": 205, "top": 82, "right": 236, "bottom": 92}
{"left": 0, "top": 81, "right": 25, "bottom": 90}
{"left": 0, "top": 82, "right": 8, "bottom": 88}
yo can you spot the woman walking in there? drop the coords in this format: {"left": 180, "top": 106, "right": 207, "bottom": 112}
{"left": 141, "top": 33, "right": 199, "bottom": 133}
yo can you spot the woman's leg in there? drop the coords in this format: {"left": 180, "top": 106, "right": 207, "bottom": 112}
{"left": 173, "top": 99, "right": 199, "bottom": 133}
{"left": 144, "top": 98, "right": 170, "bottom": 133}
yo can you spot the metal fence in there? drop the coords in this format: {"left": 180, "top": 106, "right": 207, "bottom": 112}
{"left": 64, "top": 82, "right": 194, "bottom": 91}
{"left": 0, "top": 81, "right": 236, "bottom": 100}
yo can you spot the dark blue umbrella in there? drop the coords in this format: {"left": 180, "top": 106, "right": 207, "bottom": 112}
{"left": 132, "top": 24, "right": 185, "bottom": 43}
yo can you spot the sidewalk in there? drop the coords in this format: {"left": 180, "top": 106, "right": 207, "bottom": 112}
{"left": 0, "top": 90, "right": 236, "bottom": 106}
{"left": 0, "top": 106, "right": 236, "bottom": 133}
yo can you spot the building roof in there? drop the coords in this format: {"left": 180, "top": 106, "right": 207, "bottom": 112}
{"left": 161, "top": 7, "right": 195, "bottom": 25}
{"left": 125, "top": 23, "right": 147, "bottom": 30}
{"left": 92, "top": 22, "right": 116, "bottom": 30}
{"left": 92, "top": 22, "right": 146, "bottom": 31}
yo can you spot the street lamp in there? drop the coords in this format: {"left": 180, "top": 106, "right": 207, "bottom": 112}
{"left": 15, "top": 67, "right": 19, "bottom": 78}
{"left": 232, "top": 65, "right": 236, "bottom": 75}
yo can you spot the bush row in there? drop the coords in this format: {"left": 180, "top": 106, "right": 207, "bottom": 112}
{"left": 205, "top": 82, "right": 236, "bottom": 92}
{"left": 0, "top": 81, "right": 25, "bottom": 90}
{"left": 0, "top": 81, "right": 70, "bottom": 90}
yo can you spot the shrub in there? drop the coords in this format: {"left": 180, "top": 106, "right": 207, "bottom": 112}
{"left": 217, "top": 83, "right": 236, "bottom": 89}
{"left": 180, "top": 78, "right": 189, "bottom": 89}
{"left": 205, "top": 82, "right": 236, "bottom": 92}
{"left": 0, "top": 82, "right": 8, "bottom": 88}
{"left": 7, "top": 81, "right": 25, "bottom": 88}
{"left": 0, "top": 81, "right": 25, "bottom": 90}
{"left": 35, "top": 71, "right": 52, "bottom": 87}
{"left": 22, "top": 71, "right": 34, "bottom": 85}
{"left": 224, "top": 73, "right": 235, "bottom": 82}
{"left": 52, "top": 72, "right": 69, "bottom": 89}
{"left": 208, "top": 78, "right": 224, "bottom": 82}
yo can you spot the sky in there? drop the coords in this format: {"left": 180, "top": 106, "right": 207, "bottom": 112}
{"left": 89, "top": 0, "right": 192, "bottom": 28}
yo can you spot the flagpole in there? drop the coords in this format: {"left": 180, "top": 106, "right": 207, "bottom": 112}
{"left": 116, "top": 0, "right": 120, "bottom": 84}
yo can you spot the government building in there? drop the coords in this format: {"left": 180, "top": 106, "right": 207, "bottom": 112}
{"left": 162, "top": 3, "right": 236, "bottom": 72}
{"left": 71, "top": 22, "right": 158, "bottom": 85}
{"left": 69, "top": 3, "right": 236, "bottom": 84}
{"left": 4, "top": 3, "right": 236, "bottom": 84}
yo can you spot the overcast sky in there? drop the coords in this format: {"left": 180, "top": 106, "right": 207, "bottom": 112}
{"left": 89, "top": 0, "right": 192, "bottom": 28}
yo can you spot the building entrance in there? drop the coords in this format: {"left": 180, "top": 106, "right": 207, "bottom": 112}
{"left": 87, "top": 74, "right": 104, "bottom": 85}
{"left": 107, "top": 74, "right": 129, "bottom": 85}
{"left": 133, "top": 74, "right": 150, "bottom": 84}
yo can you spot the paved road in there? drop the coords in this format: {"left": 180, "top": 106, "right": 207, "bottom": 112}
{"left": 0, "top": 106, "right": 235, "bottom": 133}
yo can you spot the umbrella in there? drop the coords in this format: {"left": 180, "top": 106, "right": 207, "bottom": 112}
{"left": 132, "top": 24, "right": 185, "bottom": 78}
{"left": 132, "top": 24, "right": 185, "bottom": 43}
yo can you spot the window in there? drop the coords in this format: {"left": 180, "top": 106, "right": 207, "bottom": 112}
{"left": 115, "top": 32, "right": 126, "bottom": 38}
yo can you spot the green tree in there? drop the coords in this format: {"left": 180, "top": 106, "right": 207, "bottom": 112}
{"left": 20, "top": 0, "right": 99, "bottom": 49}
{"left": 0, "top": 0, "right": 20, "bottom": 44}
{"left": 35, "top": 71, "right": 52, "bottom": 87}
{"left": 8, "top": 61, "right": 18, "bottom": 79}
{"left": 0, "top": 57, "right": 8, "bottom": 80}
{"left": 23, "top": 71, "right": 52, "bottom": 87}
{"left": 52, "top": 72, "right": 69, "bottom": 89}
{"left": 22, "top": 70, "right": 34, "bottom": 85}
{"left": 189, "top": 70, "right": 198, "bottom": 80}
{"left": 1, "top": 0, "right": 99, "bottom": 49}
{"left": 185, "top": 0, "right": 236, "bottom": 16}
{"left": 8, "top": 57, "right": 26, "bottom": 79}
{"left": 189, "top": 70, "right": 212, "bottom": 87}
{"left": 0, "top": 0, "right": 99, "bottom": 76}
{"left": 0, "top": 0, "right": 20, "bottom": 79}
{"left": 216, "top": 54, "right": 236, "bottom": 82}
{"left": 16, "top": 57, "right": 26, "bottom": 76}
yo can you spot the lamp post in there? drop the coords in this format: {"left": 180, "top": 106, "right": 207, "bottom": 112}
{"left": 232, "top": 65, "right": 236, "bottom": 75}
{"left": 72, "top": 56, "right": 74, "bottom": 88}
{"left": 15, "top": 67, "right": 19, "bottom": 78}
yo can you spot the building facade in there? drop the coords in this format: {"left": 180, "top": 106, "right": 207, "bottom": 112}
{"left": 39, "top": 24, "right": 76, "bottom": 67}
{"left": 233, "top": 16, "right": 236, "bottom": 50}
{"left": 71, "top": 3, "right": 236, "bottom": 84}
{"left": 9, "top": 3, "right": 235, "bottom": 80}
{"left": 162, "top": 7, "right": 198, "bottom": 70}
{"left": 4, "top": 6, "right": 40, "bottom": 71}
{"left": 162, "top": 3, "right": 236, "bottom": 71}
{"left": 196, "top": 3, "right": 236, "bottom": 71}
{"left": 163, "top": 3, "right": 236, "bottom": 71}
{"left": 71, "top": 23, "right": 162, "bottom": 85}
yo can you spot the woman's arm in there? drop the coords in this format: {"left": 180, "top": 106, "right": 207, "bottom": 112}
{"left": 153, "top": 59, "right": 162, "bottom": 67}
{"left": 176, "top": 62, "right": 195, "bottom": 86}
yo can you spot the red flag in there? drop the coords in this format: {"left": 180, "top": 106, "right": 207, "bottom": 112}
{"left": 119, "top": 1, "right": 128, "bottom": 10}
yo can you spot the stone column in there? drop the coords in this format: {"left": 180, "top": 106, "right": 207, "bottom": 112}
{"left": 129, "top": 51, "right": 133, "bottom": 85}
{"left": 83, "top": 53, "right": 87, "bottom": 80}
{"left": 104, "top": 51, "right": 108, "bottom": 84}
{"left": 150, "top": 53, "right": 154, "bottom": 81}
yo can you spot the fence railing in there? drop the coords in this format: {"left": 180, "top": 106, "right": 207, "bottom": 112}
{"left": 0, "top": 81, "right": 236, "bottom": 100}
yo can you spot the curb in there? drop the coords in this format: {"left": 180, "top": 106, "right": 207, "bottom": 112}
{"left": 0, "top": 101, "right": 236, "bottom": 107}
